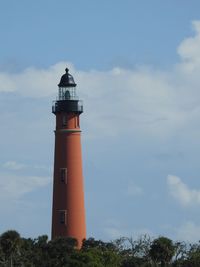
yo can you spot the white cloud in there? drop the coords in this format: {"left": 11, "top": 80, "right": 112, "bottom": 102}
{"left": 103, "top": 220, "right": 129, "bottom": 239}
{"left": 1, "top": 21, "right": 200, "bottom": 141}
{"left": 0, "top": 172, "right": 51, "bottom": 200}
{"left": 103, "top": 219, "right": 153, "bottom": 240}
{"left": 3, "top": 161, "right": 26, "bottom": 170}
{"left": 127, "top": 182, "right": 143, "bottom": 196}
{"left": 176, "top": 221, "right": 200, "bottom": 242}
{"left": 2, "top": 161, "right": 51, "bottom": 172}
{"left": 167, "top": 175, "right": 200, "bottom": 206}
{"left": 177, "top": 21, "right": 200, "bottom": 68}
{"left": 1, "top": 21, "right": 200, "bottom": 140}
{"left": 0, "top": 62, "right": 73, "bottom": 97}
{"left": 104, "top": 227, "right": 125, "bottom": 239}
{"left": 104, "top": 225, "right": 153, "bottom": 240}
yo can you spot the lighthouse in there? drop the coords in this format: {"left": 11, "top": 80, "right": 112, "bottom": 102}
{"left": 51, "top": 68, "right": 86, "bottom": 248}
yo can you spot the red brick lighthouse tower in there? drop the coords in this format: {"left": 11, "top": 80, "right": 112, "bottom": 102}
{"left": 51, "top": 68, "right": 86, "bottom": 248}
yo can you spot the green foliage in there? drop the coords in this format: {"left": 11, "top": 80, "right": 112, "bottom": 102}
{"left": 149, "top": 236, "right": 175, "bottom": 266}
{"left": 0, "top": 230, "right": 21, "bottom": 255}
{"left": 177, "top": 242, "right": 200, "bottom": 267}
{"left": 82, "top": 238, "right": 121, "bottom": 266}
{"left": 47, "top": 237, "right": 77, "bottom": 267}
{"left": 0, "top": 230, "right": 200, "bottom": 266}
{"left": 0, "top": 230, "right": 21, "bottom": 267}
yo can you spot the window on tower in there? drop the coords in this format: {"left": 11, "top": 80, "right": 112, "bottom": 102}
{"left": 60, "top": 168, "right": 67, "bottom": 183}
{"left": 77, "top": 116, "right": 80, "bottom": 128}
{"left": 59, "top": 210, "right": 67, "bottom": 225}
{"left": 75, "top": 116, "right": 80, "bottom": 128}
{"left": 62, "top": 115, "right": 67, "bottom": 126}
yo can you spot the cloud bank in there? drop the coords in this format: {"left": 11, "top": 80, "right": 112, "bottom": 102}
{"left": 0, "top": 172, "right": 50, "bottom": 200}
{"left": 176, "top": 221, "right": 200, "bottom": 242}
{"left": 1, "top": 21, "right": 200, "bottom": 140}
{"left": 3, "top": 161, "right": 26, "bottom": 170}
{"left": 167, "top": 175, "right": 200, "bottom": 206}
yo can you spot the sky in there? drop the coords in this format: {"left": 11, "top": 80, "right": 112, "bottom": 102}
{"left": 1, "top": 0, "right": 200, "bottom": 243}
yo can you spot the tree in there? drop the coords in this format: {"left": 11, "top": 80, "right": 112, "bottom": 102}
{"left": 176, "top": 241, "right": 200, "bottom": 267}
{"left": 82, "top": 238, "right": 121, "bottom": 267}
{"left": 20, "top": 237, "right": 35, "bottom": 267}
{"left": 114, "top": 235, "right": 152, "bottom": 267}
{"left": 0, "top": 230, "right": 21, "bottom": 267}
{"left": 47, "top": 237, "right": 77, "bottom": 267}
{"left": 149, "top": 236, "right": 175, "bottom": 267}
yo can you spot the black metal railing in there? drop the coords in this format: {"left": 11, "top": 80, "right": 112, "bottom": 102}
{"left": 52, "top": 100, "right": 83, "bottom": 114}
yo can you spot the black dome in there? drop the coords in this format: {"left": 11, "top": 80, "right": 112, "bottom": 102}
{"left": 58, "top": 68, "right": 76, "bottom": 87}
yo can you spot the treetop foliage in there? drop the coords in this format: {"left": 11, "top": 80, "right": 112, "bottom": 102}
{"left": 0, "top": 230, "right": 199, "bottom": 267}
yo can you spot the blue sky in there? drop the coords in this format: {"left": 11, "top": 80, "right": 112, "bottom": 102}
{"left": 1, "top": 1, "right": 200, "bottom": 242}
